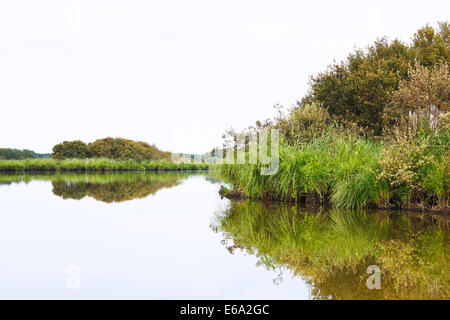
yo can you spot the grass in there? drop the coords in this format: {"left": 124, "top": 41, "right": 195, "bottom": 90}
{"left": 217, "top": 134, "right": 384, "bottom": 208}
{"left": 216, "top": 132, "right": 449, "bottom": 210}
{"left": 0, "top": 158, "right": 209, "bottom": 172}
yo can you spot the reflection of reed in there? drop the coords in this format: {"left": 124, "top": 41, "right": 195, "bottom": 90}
{"left": 213, "top": 201, "right": 449, "bottom": 300}
{"left": 0, "top": 172, "right": 194, "bottom": 203}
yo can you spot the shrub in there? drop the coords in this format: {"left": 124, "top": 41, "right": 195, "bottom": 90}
{"left": 52, "top": 141, "right": 90, "bottom": 159}
{"left": 303, "top": 22, "right": 449, "bottom": 135}
{"left": 275, "top": 102, "right": 333, "bottom": 145}
{"left": 383, "top": 63, "right": 450, "bottom": 135}
{"left": 87, "top": 137, "right": 171, "bottom": 162}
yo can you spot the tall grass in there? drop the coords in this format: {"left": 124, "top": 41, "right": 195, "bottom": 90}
{"left": 330, "top": 137, "right": 384, "bottom": 209}
{"left": 0, "top": 158, "right": 209, "bottom": 172}
{"left": 217, "top": 134, "right": 385, "bottom": 209}
{"left": 216, "top": 130, "right": 448, "bottom": 210}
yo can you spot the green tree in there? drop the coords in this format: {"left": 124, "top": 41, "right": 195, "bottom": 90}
{"left": 412, "top": 22, "right": 450, "bottom": 68}
{"left": 88, "top": 137, "right": 171, "bottom": 162}
{"left": 303, "top": 22, "right": 449, "bottom": 135}
{"left": 52, "top": 140, "right": 90, "bottom": 159}
{"left": 0, "top": 148, "right": 43, "bottom": 159}
{"left": 383, "top": 63, "right": 450, "bottom": 133}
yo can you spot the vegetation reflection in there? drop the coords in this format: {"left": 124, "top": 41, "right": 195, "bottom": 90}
{"left": 213, "top": 201, "right": 449, "bottom": 299}
{"left": 0, "top": 173, "right": 192, "bottom": 203}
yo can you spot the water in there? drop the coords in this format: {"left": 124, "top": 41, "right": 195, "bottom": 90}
{"left": 0, "top": 173, "right": 447, "bottom": 299}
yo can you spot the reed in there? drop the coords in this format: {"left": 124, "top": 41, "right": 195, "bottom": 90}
{"left": 0, "top": 158, "right": 209, "bottom": 172}
{"left": 216, "top": 131, "right": 448, "bottom": 210}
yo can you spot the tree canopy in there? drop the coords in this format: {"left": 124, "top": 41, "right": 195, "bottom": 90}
{"left": 302, "top": 22, "right": 450, "bottom": 135}
{"left": 52, "top": 140, "right": 90, "bottom": 159}
{"left": 51, "top": 137, "right": 171, "bottom": 161}
{"left": 0, "top": 148, "right": 48, "bottom": 160}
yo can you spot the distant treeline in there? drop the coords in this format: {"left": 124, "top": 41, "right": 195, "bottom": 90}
{"left": 0, "top": 148, "right": 50, "bottom": 160}
{"left": 52, "top": 137, "right": 172, "bottom": 162}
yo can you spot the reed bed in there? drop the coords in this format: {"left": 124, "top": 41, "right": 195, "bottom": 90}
{"left": 0, "top": 158, "right": 209, "bottom": 172}
{"left": 216, "top": 133, "right": 448, "bottom": 210}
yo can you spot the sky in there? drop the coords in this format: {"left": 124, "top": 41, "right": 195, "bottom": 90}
{"left": 0, "top": 0, "right": 448, "bottom": 154}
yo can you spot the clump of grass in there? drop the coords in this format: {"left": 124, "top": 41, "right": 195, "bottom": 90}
{"left": 330, "top": 137, "right": 384, "bottom": 209}
{"left": 216, "top": 127, "right": 448, "bottom": 211}
{"left": 217, "top": 133, "right": 384, "bottom": 208}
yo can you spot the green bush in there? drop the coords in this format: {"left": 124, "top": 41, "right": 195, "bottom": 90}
{"left": 87, "top": 137, "right": 171, "bottom": 162}
{"left": 52, "top": 141, "right": 90, "bottom": 160}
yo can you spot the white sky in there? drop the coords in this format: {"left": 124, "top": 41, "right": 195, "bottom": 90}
{"left": 0, "top": 0, "right": 448, "bottom": 154}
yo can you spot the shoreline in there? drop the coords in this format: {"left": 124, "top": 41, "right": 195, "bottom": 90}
{"left": 0, "top": 158, "right": 210, "bottom": 172}
{"left": 219, "top": 187, "right": 450, "bottom": 214}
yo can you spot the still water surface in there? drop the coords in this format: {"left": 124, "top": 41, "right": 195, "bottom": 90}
{"left": 0, "top": 173, "right": 447, "bottom": 299}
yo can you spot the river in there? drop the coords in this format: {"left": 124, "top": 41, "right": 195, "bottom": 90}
{"left": 0, "top": 172, "right": 447, "bottom": 299}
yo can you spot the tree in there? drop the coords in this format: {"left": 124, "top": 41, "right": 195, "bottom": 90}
{"left": 302, "top": 22, "right": 449, "bottom": 135}
{"left": 52, "top": 140, "right": 90, "bottom": 159}
{"left": 0, "top": 148, "right": 45, "bottom": 159}
{"left": 87, "top": 137, "right": 171, "bottom": 162}
{"left": 412, "top": 22, "right": 449, "bottom": 68}
{"left": 383, "top": 63, "right": 449, "bottom": 133}
{"left": 275, "top": 102, "right": 332, "bottom": 145}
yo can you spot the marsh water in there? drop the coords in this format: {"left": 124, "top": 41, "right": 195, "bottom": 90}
{"left": 0, "top": 172, "right": 448, "bottom": 299}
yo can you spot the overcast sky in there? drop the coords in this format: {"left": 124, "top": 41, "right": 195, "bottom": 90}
{"left": 0, "top": 0, "right": 448, "bottom": 154}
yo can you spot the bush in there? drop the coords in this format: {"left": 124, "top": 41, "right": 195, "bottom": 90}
{"left": 303, "top": 22, "right": 449, "bottom": 135}
{"left": 87, "top": 137, "right": 171, "bottom": 162}
{"left": 52, "top": 141, "right": 90, "bottom": 160}
{"left": 383, "top": 63, "right": 450, "bottom": 135}
{"left": 275, "top": 102, "right": 333, "bottom": 145}
{"left": 377, "top": 126, "right": 449, "bottom": 207}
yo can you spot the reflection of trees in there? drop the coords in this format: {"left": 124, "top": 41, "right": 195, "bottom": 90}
{"left": 53, "top": 181, "right": 89, "bottom": 200}
{"left": 0, "top": 172, "right": 198, "bottom": 203}
{"left": 51, "top": 173, "right": 187, "bottom": 203}
{"left": 202, "top": 172, "right": 223, "bottom": 185}
{"left": 213, "top": 201, "right": 449, "bottom": 300}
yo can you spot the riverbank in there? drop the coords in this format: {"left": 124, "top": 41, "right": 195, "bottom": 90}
{"left": 216, "top": 133, "right": 449, "bottom": 213}
{"left": 0, "top": 158, "right": 209, "bottom": 172}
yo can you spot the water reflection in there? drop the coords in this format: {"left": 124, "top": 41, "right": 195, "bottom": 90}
{"left": 213, "top": 201, "right": 449, "bottom": 300}
{"left": 0, "top": 173, "right": 447, "bottom": 299}
{"left": 0, "top": 172, "right": 192, "bottom": 203}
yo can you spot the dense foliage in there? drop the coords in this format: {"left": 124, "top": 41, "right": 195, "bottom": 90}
{"left": 217, "top": 22, "right": 449, "bottom": 211}
{"left": 382, "top": 63, "right": 449, "bottom": 133}
{"left": 302, "top": 22, "right": 449, "bottom": 135}
{"left": 51, "top": 137, "right": 171, "bottom": 161}
{"left": 88, "top": 137, "right": 171, "bottom": 162}
{"left": 218, "top": 105, "right": 449, "bottom": 210}
{"left": 52, "top": 140, "right": 90, "bottom": 159}
{"left": 0, "top": 148, "right": 49, "bottom": 160}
